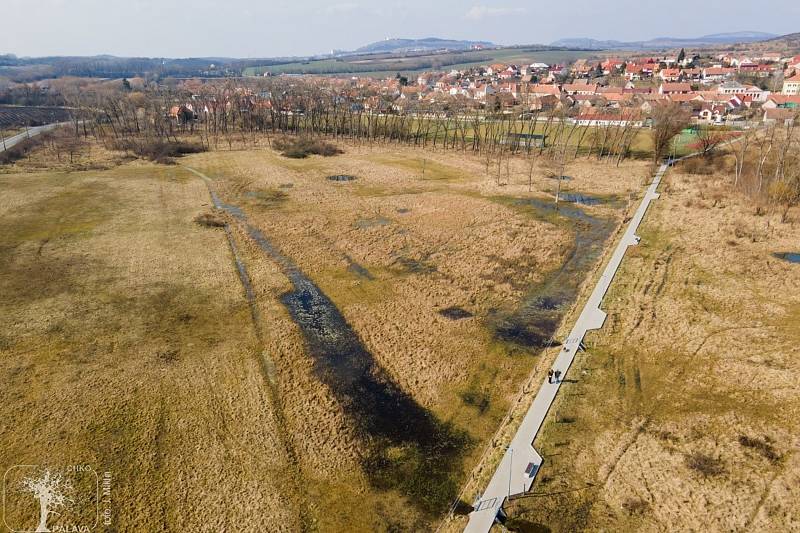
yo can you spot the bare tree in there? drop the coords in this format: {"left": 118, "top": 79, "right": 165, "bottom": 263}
{"left": 650, "top": 102, "right": 691, "bottom": 163}
{"left": 733, "top": 127, "right": 754, "bottom": 187}
{"left": 696, "top": 126, "right": 727, "bottom": 158}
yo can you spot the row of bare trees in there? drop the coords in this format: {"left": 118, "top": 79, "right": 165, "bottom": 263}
{"left": 62, "top": 79, "right": 651, "bottom": 169}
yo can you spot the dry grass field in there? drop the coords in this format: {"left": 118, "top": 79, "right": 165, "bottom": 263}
{"left": 1, "top": 138, "right": 648, "bottom": 531}
{"left": 499, "top": 156, "right": 800, "bottom": 532}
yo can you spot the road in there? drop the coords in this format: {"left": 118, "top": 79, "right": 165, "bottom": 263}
{"left": 464, "top": 162, "right": 670, "bottom": 533}
{"left": 0, "top": 123, "right": 65, "bottom": 153}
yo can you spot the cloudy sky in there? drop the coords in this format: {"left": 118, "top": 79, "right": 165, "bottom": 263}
{"left": 1, "top": 0, "right": 796, "bottom": 58}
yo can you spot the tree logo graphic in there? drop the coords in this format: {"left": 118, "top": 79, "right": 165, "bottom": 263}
{"left": 3, "top": 465, "right": 99, "bottom": 533}
{"left": 20, "top": 470, "right": 72, "bottom": 532}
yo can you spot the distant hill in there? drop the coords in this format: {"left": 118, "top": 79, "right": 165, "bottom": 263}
{"left": 760, "top": 32, "right": 800, "bottom": 51}
{"left": 551, "top": 31, "right": 777, "bottom": 50}
{"left": 354, "top": 38, "right": 495, "bottom": 54}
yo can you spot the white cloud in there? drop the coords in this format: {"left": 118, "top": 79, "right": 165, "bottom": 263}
{"left": 465, "top": 5, "right": 526, "bottom": 20}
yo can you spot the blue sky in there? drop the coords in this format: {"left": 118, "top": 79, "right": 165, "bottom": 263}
{"left": 1, "top": 0, "right": 796, "bottom": 57}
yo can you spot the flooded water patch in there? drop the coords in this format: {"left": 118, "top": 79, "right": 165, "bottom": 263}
{"left": 211, "top": 191, "right": 468, "bottom": 516}
{"left": 491, "top": 196, "right": 617, "bottom": 351}
{"left": 355, "top": 216, "right": 391, "bottom": 229}
{"left": 559, "top": 193, "right": 602, "bottom": 206}
{"left": 439, "top": 306, "right": 473, "bottom": 320}
{"left": 773, "top": 252, "right": 800, "bottom": 264}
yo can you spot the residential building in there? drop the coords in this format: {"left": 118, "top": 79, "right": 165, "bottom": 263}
{"left": 763, "top": 94, "right": 800, "bottom": 109}
{"left": 782, "top": 74, "right": 800, "bottom": 95}
{"left": 763, "top": 107, "right": 798, "bottom": 125}
{"left": 659, "top": 82, "right": 692, "bottom": 95}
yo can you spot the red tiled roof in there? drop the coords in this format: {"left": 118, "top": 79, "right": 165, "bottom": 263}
{"left": 767, "top": 95, "right": 800, "bottom": 105}
{"left": 669, "top": 93, "right": 701, "bottom": 102}
{"left": 661, "top": 82, "right": 692, "bottom": 92}
{"left": 765, "top": 108, "right": 798, "bottom": 120}
{"left": 704, "top": 67, "right": 736, "bottom": 76}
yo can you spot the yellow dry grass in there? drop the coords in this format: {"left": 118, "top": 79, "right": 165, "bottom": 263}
{"left": 496, "top": 160, "right": 800, "bottom": 532}
{"left": 0, "top": 163, "right": 302, "bottom": 532}
{"left": 1, "top": 138, "right": 646, "bottom": 531}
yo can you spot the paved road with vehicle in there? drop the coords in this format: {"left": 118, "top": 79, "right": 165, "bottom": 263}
{"left": 464, "top": 162, "right": 670, "bottom": 533}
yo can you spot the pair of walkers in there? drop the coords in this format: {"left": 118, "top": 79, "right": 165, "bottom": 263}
{"left": 547, "top": 369, "right": 561, "bottom": 384}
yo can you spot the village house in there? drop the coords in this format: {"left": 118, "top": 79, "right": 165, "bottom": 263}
{"left": 473, "top": 84, "right": 496, "bottom": 101}
{"left": 762, "top": 94, "right": 800, "bottom": 109}
{"left": 562, "top": 82, "right": 598, "bottom": 96}
{"left": 529, "top": 83, "right": 561, "bottom": 97}
{"left": 669, "top": 93, "right": 703, "bottom": 104}
{"left": 659, "top": 82, "right": 692, "bottom": 95}
{"left": 763, "top": 107, "right": 798, "bottom": 125}
{"left": 659, "top": 68, "right": 682, "bottom": 82}
{"left": 527, "top": 94, "right": 560, "bottom": 112}
{"left": 486, "top": 63, "right": 507, "bottom": 76}
{"left": 570, "top": 59, "right": 595, "bottom": 78}
{"left": 168, "top": 104, "right": 196, "bottom": 125}
{"left": 699, "top": 104, "right": 726, "bottom": 124}
{"left": 601, "top": 58, "right": 624, "bottom": 75}
{"left": 782, "top": 73, "right": 800, "bottom": 95}
{"left": 702, "top": 67, "right": 736, "bottom": 84}
{"left": 717, "top": 81, "right": 769, "bottom": 102}
{"left": 624, "top": 63, "right": 645, "bottom": 81}
{"left": 498, "top": 66, "right": 519, "bottom": 80}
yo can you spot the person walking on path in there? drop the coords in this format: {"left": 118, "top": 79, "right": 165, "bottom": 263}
{"left": 547, "top": 370, "right": 554, "bottom": 383}
{"left": 554, "top": 370, "right": 562, "bottom": 383}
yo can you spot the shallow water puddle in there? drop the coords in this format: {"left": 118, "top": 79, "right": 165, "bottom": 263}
{"left": 773, "top": 252, "right": 800, "bottom": 264}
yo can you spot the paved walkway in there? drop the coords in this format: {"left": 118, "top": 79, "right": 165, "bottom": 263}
{"left": 464, "top": 163, "right": 670, "bottom": 533}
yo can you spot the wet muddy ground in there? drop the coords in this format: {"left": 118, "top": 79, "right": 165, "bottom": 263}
{"left": 211, "top": 190, "right": 469, "bottom": 516}
{"left": 491, "top": 196, "right": 620, "bottom": 352}
{"left": 439, "top": 307, "right": 474, "bottom": 320}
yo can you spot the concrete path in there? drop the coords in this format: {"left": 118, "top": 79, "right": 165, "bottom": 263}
{"left": 0, "top": 123, "right": 65, "bottom": 153}
{"left": 464, "top": 162, "right": 670, "bottom": 533}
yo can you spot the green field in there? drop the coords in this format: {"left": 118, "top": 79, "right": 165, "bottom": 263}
{"left": 244, "top": 48, "right": 596, "bottom": 77}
